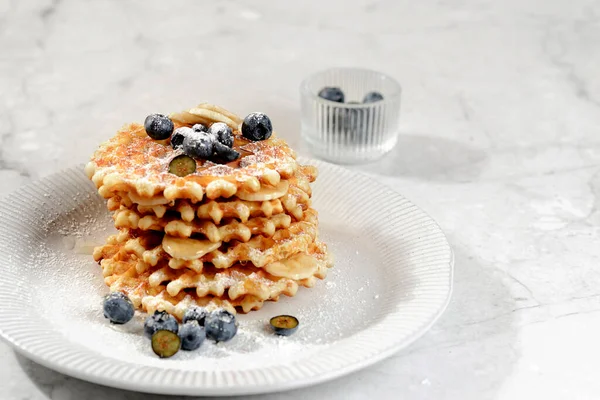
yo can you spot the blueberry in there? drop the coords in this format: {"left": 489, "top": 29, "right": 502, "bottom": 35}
{"left": 192, "top": 123, "right": 208, "bottom": 132}
{"left": 178, "top": 321, "right": 205, "bottom": 351}
{"left": 269, "top": 315, "right": 299, "bottom": 336}
{"left": 209, "top": 122, "right": 234, "bottom": 148}
{"left": 241, "top": 112, "right": 273, "bottom": 141}
{"left": 171, "top": 127, "right": 193, "bottom": 150}
{"left": 168, "top": 154, "right": 196, "bottom": 177}
{"left": 144, "top": 114, "right": 174, "bottom": 140}
{"left": 343, "top": 107, "right": 367, "bottom": 131}
{"left": 151, "top": 330, "right": 180, "bottom": 358}
{"left": 103, "top": 292, "right": 134, "bottom": 324}
{"left": 363, "top": 91, "right": 384, "bottom": 103}
{"left": 144, "top": 310, "right": 179, "bottom": 339}
{"left": 182, "top": 132, "right": 214, "bottom": 159}
{"left": 183, "top": 306, "right": 208, "bottom": 326}
{"left": 205, "top": 309, "right": 237, "bottom": 342}
{"left": 318, "top": 87, "right": 345, "bottom": 103}
{"left": 213, "top": 141, "right": 240, "bottom": 162}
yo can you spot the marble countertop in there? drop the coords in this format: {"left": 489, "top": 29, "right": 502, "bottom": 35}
{"left": 1, "top": 0, "right": 599, "bottom": 399}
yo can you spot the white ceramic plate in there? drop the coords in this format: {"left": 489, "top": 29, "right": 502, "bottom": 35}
{"left": 0, "top": 160, "right": 452, "bottom": 396}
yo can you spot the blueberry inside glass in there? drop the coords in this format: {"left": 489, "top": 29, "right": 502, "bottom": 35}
{"left": 318, "top": 87, "right": 345, "bottom": 103}
{"left": 363, "top": 91, "right": 384, "bottom": 103}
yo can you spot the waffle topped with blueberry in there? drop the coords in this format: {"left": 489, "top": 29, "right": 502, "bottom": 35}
{"left": 85, "top": 104, "right": 300, "bottom": 203}
{"left": 88, "top": 103, "right": 333, "bottom": 319}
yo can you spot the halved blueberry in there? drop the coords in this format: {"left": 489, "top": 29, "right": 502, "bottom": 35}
{"left": 318, "top": 87, "right": 345, "bottom": 103}
{"left": 209, "top": 122, "right": 234, "bottom": 148}
{"left": 178, "top": 321, "right": 205, "bottom": 351}
{"left": 183, "top": 132, "right": 214, "bottom": 159}
{"left": 205, "top": 309, "right": 237, "bottom": 343}
{"left": 144, "top": 310, "right": 179, "bottom": 339}
{"left": 103, "top": 292, "right": 134, "bottom": 325}
{"left": 144, "top": 114, "right": 174, "bottom": 140}
{"left": 241, "top": 112, "right": 272, "bottom": 141}
{"left": 168, "top": 154, "right": 196, "bottom": 177}
{"left": 269, "top": 315, "right": 299, "bottom": 336}
{"left": 363, "top": 91, "right": 384, "bottom": 103}
{"left": 151, "top": 330, "right": 181, "bottom": 358}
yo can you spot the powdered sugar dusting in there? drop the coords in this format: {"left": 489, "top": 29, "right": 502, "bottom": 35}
{"left": 9, "top": 165, "right": 401, "bottom": 372}
{"left": 0, "top": 157, "right": 455, "bottom": 394}
{"left": 199, "top": 162, "right": 236, "bottom": 177}
{"left": 88, "top": 121, "right": 298, "bottom": 196}
{"left": 25, "top": 200, "right": 387, "bottom": 369}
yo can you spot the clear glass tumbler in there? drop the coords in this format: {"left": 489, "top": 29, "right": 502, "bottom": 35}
{"left": 300, "top": 68, "right": 401, "bottom": 164}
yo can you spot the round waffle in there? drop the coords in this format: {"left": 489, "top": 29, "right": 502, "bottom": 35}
{"left": 87, "top": 103, "right": 332, "bottom": 317}
{"left": 85, "top": 104, "right": 316, "bottom": 202}
{"left": 113, "top": 208, "right": 295, "bottom": 242}
{"left": 107, "top": 170, "right": 312, "bottom": 225}
{"left": 95, "top": 208, "right": 320, "bottom": 271}
{"left": 97, "top": 230, "right": 332, "bottom": 317}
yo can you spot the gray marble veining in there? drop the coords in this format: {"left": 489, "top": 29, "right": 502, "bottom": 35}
{"left": 1, "top": 0, "right": 600, "bottom": 399}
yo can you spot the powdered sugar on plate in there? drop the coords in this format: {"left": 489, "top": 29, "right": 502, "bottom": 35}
{"left": 0, "top": 162, "right": 453, "bottom": 395}
{"left": 25, "top": 189, "right": 388, "bottom": 370}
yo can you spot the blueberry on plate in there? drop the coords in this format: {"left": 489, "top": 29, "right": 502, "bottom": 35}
{"left": 183, "top": 132, "right": 214, "bottom": 159}
{"left": 213, "top": 141, "right": 240, "bottom": 162}
{"left": 178, "top": 320, "right": 205, "bottom": 351}
{"left": 205, "top": 309, "right": 237, "bottom": 343}
{"left": 103, "top": 292, "right": 134, "bottom": 324}
{"left": 362, "top": 91, "right": 384, "bottom": 103}
{"left": 192, "top": 123, "right": 208, "bottom": 132}
{"left": 151, "top": 330, "right": 181, "bottom": 358}
{"left": 144, "top": 310, "right": 179, "bottom": 339}
{"left": 171, "top": 127, "right": 193, "bottom": 150}
{"left": 144, "top": 114, "right": 174, "bottom": 140}
{"left": 318, "top": 87, "right": 345, "bottom": 103}
{"left": 183, "top": 306, "right": 208, "bottom": 326}
{"left": 168, "top": 154, "right": 196, "bottom": 177}
{"left": 209, "top": 122, "right": 234, "bottom": 148}
{"left": 269, "top": 315, "right": 299, "bottom": 336}
{"left": 241, "top": 112, "right": 273, "bottom": 141}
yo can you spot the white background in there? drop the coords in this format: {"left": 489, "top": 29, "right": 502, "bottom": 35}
{"left": 1, "top": 0, "right": 599, "bottom": 399}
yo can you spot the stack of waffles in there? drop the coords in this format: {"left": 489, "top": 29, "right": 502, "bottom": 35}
{"left": 86, "top": 103, "right": 332, "bottom": 319}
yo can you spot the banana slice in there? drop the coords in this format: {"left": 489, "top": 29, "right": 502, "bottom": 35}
{"left": 237, "top": 180, "right": 289, "bottom": 202}
{"left": 162, "top": 236, "right": 221, "bottom": 260}
{"left": 129, "top": 191, "right": 171, "bottom": 206}
{"left": 264, "top": 253, "right": 317, "bottom": 280}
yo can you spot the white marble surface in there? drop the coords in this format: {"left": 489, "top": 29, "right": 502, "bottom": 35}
{"left": 1, "top": 0, "right": 599, "bottom": 398}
